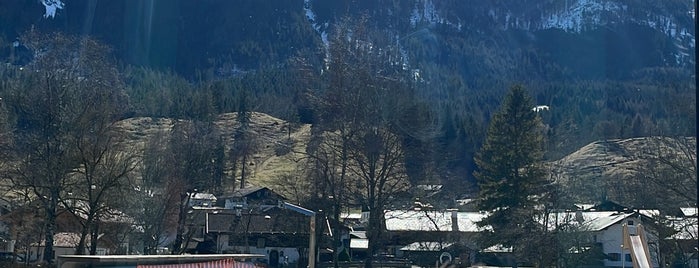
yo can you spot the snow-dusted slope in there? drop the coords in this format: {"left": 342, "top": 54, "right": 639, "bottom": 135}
{"left": 303, "top": 0, "right": 694, "bottom": 65}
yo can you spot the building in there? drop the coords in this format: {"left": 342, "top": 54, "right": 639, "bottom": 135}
{"left": 555, "top": 211, "right": 660, "bottom": 267}
{"left": 383, "top": 209, "right": 487, "bottom": 266}
{"left": 184, "top": 186, "right": 320, "bottom": 268}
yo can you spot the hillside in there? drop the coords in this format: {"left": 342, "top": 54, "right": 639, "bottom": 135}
{"left": 114, "top": 112, "right": 312, "bottom": 191}
{"left": 113, "top": 112, "right": 697, "bottom": 211}
{"left": 553, "top": 136, "right": 697, "bottom": 209}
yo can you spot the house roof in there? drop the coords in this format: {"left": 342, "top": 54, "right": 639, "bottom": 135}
{"left": 482, "top": 244, "right": 513, "bottom": 253}
{"left": 416, "top": 185, "right": 443, "bottom": 191}
{"left": 350, "top": 231, "right": 366, "bottom": 239}
{"left": 350, "top": 238, "right": 368, "bottom": 249}
{"left": 681, "top": 207, "right": 698, "bottom": 217}
{"left": 638, "top": 209, "right": 660, "bottom": 218}
{"left": 668, "top": 217, "right": 698, "bottom": 240}
{"left": 51, "top": 232, "right": 82, "bottom": 247}
{"left": 546, "top": 211, "right": 635, "bottom": 232}
{"left": 219, "top": 186, "right": 269, "bottom": 199}
{"left": 206, "top": 207, "right": 315, "bottom": 234}
{"left": 400, "top": 242, "right": 453, "bottom": 252}
{"left": 386, "top": 209, "right": 653, "bottom": 235}
{"left": 341, "top": 212, "right": 362, "bottom": 220}
{"left": 384, "top": 210, "right": 487, "bottom": 232}
{"left": 33, "top": 232, "right": 93, "bottom": 247}
{"left": 580, "top": 212, "right": 634, "bottom": 231}
{"left": 586, "top": 200, "right": 633, "bottom": 212}
{"left": 192, "top": 193, "right": 217, "bottom": 200}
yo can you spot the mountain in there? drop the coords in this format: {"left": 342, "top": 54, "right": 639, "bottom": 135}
{"left": 0, "top": 1, "right": 694, "bottom": 199}
{"left": 2, "top": 0, "right": 694, "bottom": 77}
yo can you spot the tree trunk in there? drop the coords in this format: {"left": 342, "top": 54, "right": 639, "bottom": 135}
{"left": 42, "top": 196, "right": 57, "bottom": 264}
{"left": 240, "top": 154, "right": 247, "bottom": 189}
{"left": 172, "top": 193, "right": 189, "bottom": 254}
{"left": 89, "top": 221, "right": 100, "bottom": 255}
{"left": 75, "top": 222, "right": 89, "bottom": 255}
{"left": 332, "top": 202, "right": 340, "bottom": 268}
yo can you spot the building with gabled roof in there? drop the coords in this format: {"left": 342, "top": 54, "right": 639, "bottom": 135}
{"left": 382, "top": 209, "right": 487, "bottom": 266}
{"left": 184, "top": 186, "right": 323, "bottom": 268}
{"left": 380, "top": 205, "right": 667, "bottom": 267}
{"left": 547, "top": 210, "right": 661, "bottom": 268}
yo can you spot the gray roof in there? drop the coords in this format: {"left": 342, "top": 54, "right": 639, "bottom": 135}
{"left": 546, "top": 211, "right": 635, "bottom": 231}
{"left": 350, "top": 238, "right": 368, "bottom": 249}
{"left": 384, "top": 210, "right": 488, "bottom": 232}
{"left": 668, "top": 217, "right": 698, "bottom": 240}
{"left": 192, "top": 193, "right": 217, "bottom": 200}
{"left": 206, "top": 209, "right": 310, "bottom": 234}
{"left": 681, "top": 207, "right": 698, "bottom": 217}
{"left": 400, "top": 242, "right": 453, "bottom": 252}
{"left": 386, "top": 210, "right": 641, "bottom": 234}
{"left": 219, "top": 186, "right": 268, "bottom": 199}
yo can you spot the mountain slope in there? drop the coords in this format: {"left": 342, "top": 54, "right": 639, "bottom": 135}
{"left": 115, "top": 112, "right": 312, "bottom": 191}
{"left": 552, "top": 136, "right": 697, "bottom": 209}
{"left": 2, "top": 0, "right": 694, "bottom": 75}
{"left": 114, "top": 112, "right": 697, "bottom": 211}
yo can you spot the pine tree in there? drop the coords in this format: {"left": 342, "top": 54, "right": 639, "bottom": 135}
{"left": 474, "top": 85, "right": 551, "bottom": 266}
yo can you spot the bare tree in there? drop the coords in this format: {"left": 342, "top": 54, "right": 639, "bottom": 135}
{"left": 350, "top": 127, "right": 410, "bottom": 261}
{"left": 4, "top": 30, "right": 125, "bottom": 263}
{"left": 137, "top": 130, "right": 180, "bottom": 254}
{"left": 231, "top": 90, "right": 259, "bottom": 189}
{"left": 49, "top": 34, "right": 136, "bottom": 255}
{"left": 63, "top": 133, "right": 138, "bottom": 255}
{"left": 633, "top": 136, "right": 696, "bottom": 208}
{"left": 165, "top": 120, "right": 224, "bottom": 254}
{"left": 304, "top": 16, "right": 414, "bottom": 268}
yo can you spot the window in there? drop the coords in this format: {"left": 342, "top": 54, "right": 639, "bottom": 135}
{"left": 607, "top": 253, "right": 621, "bottom": 261}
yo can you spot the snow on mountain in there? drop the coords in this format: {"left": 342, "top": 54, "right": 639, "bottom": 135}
{"left": 303, "top": 0, "right": 328, "bottom": 49}
{"left": 410, "top": 0, "right": 442, "bottom": 27}
{"left": 407, "top": 0, "right": 694, "bottom": 64}
{"left": 41, "top": 0, "right": 64, "bottom": 19}
{"left": 541, "top": 0, "right": 624, "bottom": 32}
{"left": 410, "top": 0, "right": 462, "bottom": 30}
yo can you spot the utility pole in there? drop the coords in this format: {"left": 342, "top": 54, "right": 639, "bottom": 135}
{"left": 279, "top": 202, "right": 316, "bottom": 268}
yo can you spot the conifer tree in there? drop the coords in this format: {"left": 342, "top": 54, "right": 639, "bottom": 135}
{"left": 474, "top": 85, "right": 552, "bottom": 266}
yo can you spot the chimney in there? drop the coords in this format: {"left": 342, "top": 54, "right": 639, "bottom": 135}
{"left": 360, "top": 206, "right": 370, "bottom": 224}
{"left": 449, "top": 209, "right": 459, "bottom": 232}
{"left": 575, "top": 210, "right": 584, "bottom": 223}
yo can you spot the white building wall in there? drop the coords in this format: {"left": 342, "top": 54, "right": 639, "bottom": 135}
{"left": 596, "top": 221, "right": 660, "bottom": 267}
